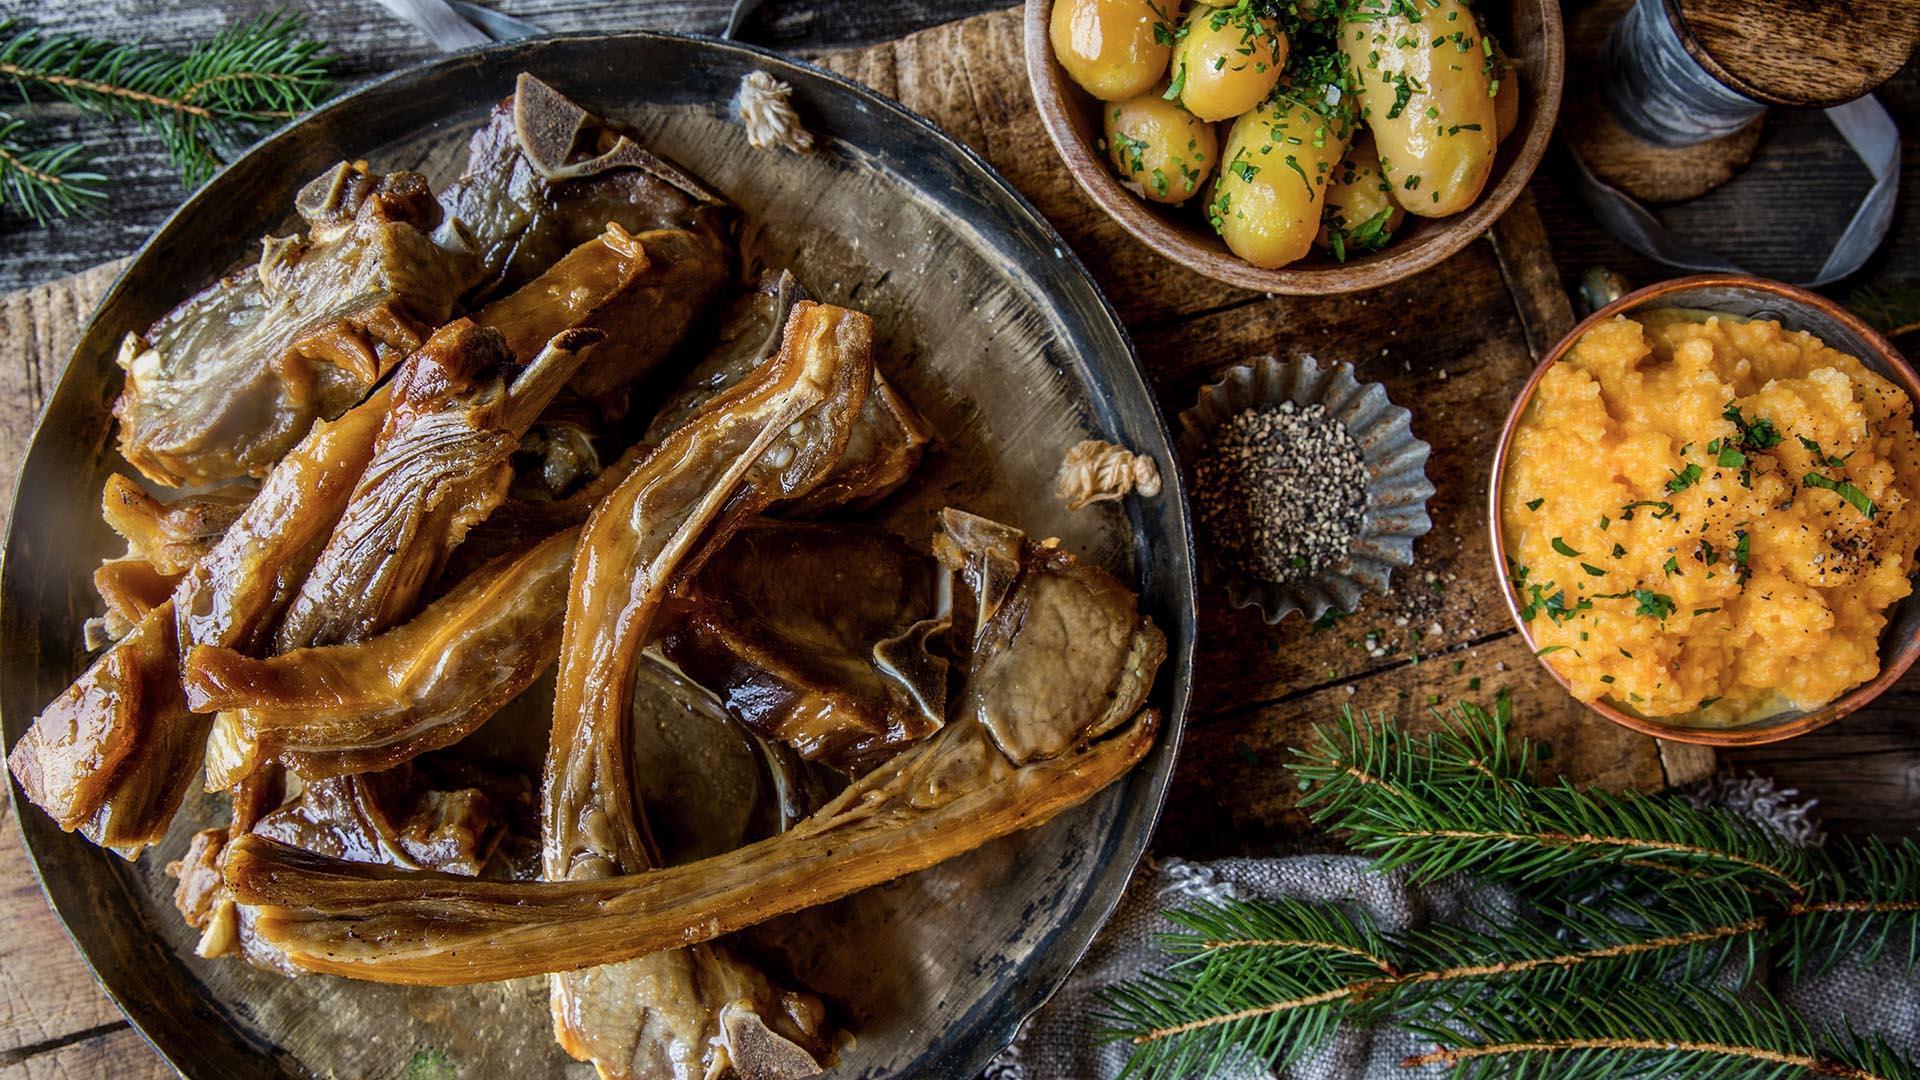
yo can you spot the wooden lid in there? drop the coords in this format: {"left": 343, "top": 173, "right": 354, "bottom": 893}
{"left": 1668, "top": 0, "right": 1920, "bottom": 107}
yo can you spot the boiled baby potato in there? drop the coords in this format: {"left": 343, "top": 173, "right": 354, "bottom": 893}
{"left": 1341, "top": 0, "right": 1498, "bottom": 217}
{"left": 1051, "top": 0, "right": 1180, "bottom": 102}
{"left": 1209, "top": 96, "right": 1351, "bottom": 269}
{"left": 1314, "top": 131, "right": 1404, "bottom": 260}
{"left": 1171, "top": 3, "right": 1287, "bottom": 122}
{"left": 1104, "top": 91, "right": 1218, "bottom": 203}
{"left": 1491, "top": 42, "right": 1521, "bottom": 142}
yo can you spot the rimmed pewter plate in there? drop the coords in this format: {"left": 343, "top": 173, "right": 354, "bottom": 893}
{"left": 0, "top": 33, "right": 1195, "bottom": 1080}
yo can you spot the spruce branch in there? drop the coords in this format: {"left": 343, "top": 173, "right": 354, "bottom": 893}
{"left": 1403, "top": 984, "right": 1917, "bottom": 1080}
{"left": 1779, "top": 837, "right": 1920, "bottom": 980}
{"left": 0, "top": 110, "right": 103, "bottom": 221}
{"left": 0, "top": 14, "right": 331, "bottom": 192}
{"left": 1100, "top": 702, "right": 1920, "bottom": 1078}
{"left": 1101, "top": 887, "right": 1775, "bottom": 1076}
{"left": 1293, "top": 704, "right": 1815, "bottom": 895}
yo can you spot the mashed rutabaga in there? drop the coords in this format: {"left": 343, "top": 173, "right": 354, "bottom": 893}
{"left": 1502, "top": 310, "right": 1920, "bottom": 726}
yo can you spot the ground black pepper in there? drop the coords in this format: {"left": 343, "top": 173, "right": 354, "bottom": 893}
{"left": 1192, "top": 401, "right": 1368, "bottom": 584}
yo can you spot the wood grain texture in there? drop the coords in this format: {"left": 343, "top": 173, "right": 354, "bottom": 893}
{"left": 1672, "top": 0, "right": 1920, "bottom": 108}
{"left": 0, "top": 802, "right": 130, "bottom": 1068}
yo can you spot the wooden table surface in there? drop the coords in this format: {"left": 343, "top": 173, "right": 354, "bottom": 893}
{"left": 0, "top": 1, "right": 1916, "bottom": 1076}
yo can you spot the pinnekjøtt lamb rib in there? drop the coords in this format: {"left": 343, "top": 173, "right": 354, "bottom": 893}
{"left": 443, "top": 73, "right": 732, "bottom": 302}
{"left": 647, "top": 271, "right": 932, "bottom": 514}
{"left": 220, "top": 507, "right": 1165, "bottom": 984}
{"left": 473, "top": 222, "right": 729, "bottom": 424}
{"left": 269, "top": 323, "right": 601, "bottom": 655}
{"left": 184, "top": 527, "right": 578, "bottom": 780}
{"left": 194, "top": 324, "right": 599, "bottom": 791}
{"left": 115, "top": 162, "right": 477, "bottom": 487}
{"left": 543, "top": 300, "right": 870, "bottom": 1080}
{"left": 660, "top": 521, "right": 950, "bottom": 774}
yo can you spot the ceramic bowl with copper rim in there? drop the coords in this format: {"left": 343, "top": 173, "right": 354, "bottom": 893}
{"left": 1021, "top": 0, "right": 1564, "bottom": 295}
{"left": 1489, "top": 275, "right": 1920, "bottom": 748}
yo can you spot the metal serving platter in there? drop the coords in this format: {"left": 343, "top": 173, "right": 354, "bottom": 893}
{"left": 1, "top": 32, "right": 1195, "bottom": 1080}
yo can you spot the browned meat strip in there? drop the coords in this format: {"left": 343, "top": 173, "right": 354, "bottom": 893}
{"left": 542, "top": 300, "right": 871, "bottom": 1080}
{"left": 184, "top": 528, "right": 577, "bottom": 780}
{"left": 647, "top": 271, "right": 931, "bottom": 514}
{"left": 271, "top": 323, "right": 600, "bottom": 653}
{"left": 99, "top": 474, "right": 253, "bottom": 575}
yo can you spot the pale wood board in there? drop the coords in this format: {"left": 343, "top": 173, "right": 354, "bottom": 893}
{"left": 0, "top": 5, "right": 1730, "bottom": 1075}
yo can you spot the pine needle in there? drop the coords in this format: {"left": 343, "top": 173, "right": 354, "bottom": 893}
{"left": 1780, "top": 837, "right": 1920, "bottom": 980}
{"left": 0, "top": 110, "right": 103, "bottom": 221}
{"left": 1403, "top": 984, "right": 1917, "bottom": 1080}
{"left": 1293, "top": 705, "right": 1815, "bottom": 895}
{"left": 1098, "top": 701, "right": 1920, "bottom": 1079}
{"left": 1848, "top": 282, "right": 1920, "bottom": 339}
{"left": 0, "top": 13, "right": 332, "bottom": 208}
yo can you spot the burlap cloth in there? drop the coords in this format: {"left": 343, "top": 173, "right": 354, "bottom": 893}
{"left": 986, "top": 776, "right": 1919, "bottom": 1079}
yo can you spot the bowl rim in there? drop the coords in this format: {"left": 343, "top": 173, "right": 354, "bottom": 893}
{"left": 1020, "top": 0, "right": 1565, "bottom": 295}
{"left": 1487, "top": 273, "right": 1920, "bottom": 748}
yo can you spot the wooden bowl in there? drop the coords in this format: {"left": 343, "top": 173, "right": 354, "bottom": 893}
{"left": 1489, "top": 275, "right": 1920, "bottom": 748}
{"left": 1022, "top": 0, "right": 1565, "bottom": 294}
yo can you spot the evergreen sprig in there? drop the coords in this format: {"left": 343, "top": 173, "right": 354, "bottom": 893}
{"left": 1294, "top": 701, "right": 1816, "bottom": 895}
{"left": 1098, "top": 701, "right": 1920, "bottom": 1079}
{"left": 0, "top": 111, "right": 104, "bottom": 222}
{"left": 0, "top": 14, "right": 331, "bottom": 218}
{"left": 1405, "top": 984, "right": 1916, "bottom": 1080}
{"left": 1848, "top": 282, "right": 1920, "bottom": 339}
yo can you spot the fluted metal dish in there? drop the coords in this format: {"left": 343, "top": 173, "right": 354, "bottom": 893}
{"left": 1178, "top": 355, "right": 1433, "bottom": 623}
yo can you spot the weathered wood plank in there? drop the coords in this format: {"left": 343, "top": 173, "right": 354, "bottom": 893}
{"left": 0, "top": 802, "right": 129, "bottom": 1061}
{"left": 0, "top": 1025, "right": 165, "bottom": 1080}
{"left": 1155, "top": 628, "right": 1665, "bottom": 858}
{"left": 0, "top": 261, "right": 122, "bottom": 539}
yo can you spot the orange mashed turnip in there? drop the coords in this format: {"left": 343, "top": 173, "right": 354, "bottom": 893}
{"left": 1502, "top": 310, "right": 1920, "bottom": 726}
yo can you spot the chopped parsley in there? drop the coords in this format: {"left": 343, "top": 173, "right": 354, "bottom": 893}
{"left": 1551, "top": 537, "right": 1581, "bottom": 557}
{"left": 1665, "top": 463, "right": 1703, "bottom": 492}
{"left": 1525, "top": 497, "right": 1545, "bottom": 511}
{"left": 1798, "top": 435, "right": 1849, "bottom": 469}
{"left": 1733, "top": 529, "right": 1752, "bottom": 582}
{"left": 1620, "top": 500, "right": 1675, "bottom": 520}
{"left": 1536, "top": 645, "right": 1568, "bottom": 656}
{"left": 1580, "top": 562, "right": 1607, "bottom": 576}
{"left": 1802, "top": 472, "right": 1877, "bottom": 519}
{"left": 1692, "top": 606, "right": 1721, "bottom": 616}
{"left": 1611, "top": 543, "right": 1627, "bottom": 558}
{"left": 1631, "top": 589, "right": 1677, "bottom": 620}
{"left": 1662, "top": 556, "right": 1681, "bottom": 576}
{"left": 1723, "top": 402, "right": 1782, "bottom": 450}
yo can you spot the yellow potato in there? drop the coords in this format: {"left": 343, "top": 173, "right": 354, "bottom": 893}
{"left": 1104, "top": 91, "right": 1218, "bottom": 204}
{"left": 1209, "top": 96, "right": 1351, "bottom": 269}
{"left": 1314, "top": 131, "right": 1404, "bottom": 259}
{"left": 1171, "top": 4, "right": 1287, "bottom": 122}
{"left": 1050, "top": 0, "right": 1180, "bottom": 102}
{"left": 1492, "top": 45, "right": 1521, "bottom": 142}
{"left": 1341, "top": 0, "right": 1498, "bottom": 217}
